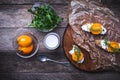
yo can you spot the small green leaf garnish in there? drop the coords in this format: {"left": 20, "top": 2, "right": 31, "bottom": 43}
{"left": 74, "top": 45, "right": 81, "bottom": 62}
{"left": 103, "top": 39, "right": 109, "bottom": 45}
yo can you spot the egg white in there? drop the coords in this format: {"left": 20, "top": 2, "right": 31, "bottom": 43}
{"left": 81, "top": 23, "right": 107, "bottom": 34}
{"left": 81, "top": 23, "right": 92, "bottom": 32}
{"left": 78, "top": 57, "right": 84, "bottom": 63}
{"left": 69, "top": 45, "right": 84, "bottom": 63}
{"left": 69, "top": 45, "right": 75, "bottom": 55}
{"left": 101, "top": 27, "right": 107, "bottom": 34}
{"left": 69, "top": 49, "right": 74, "bottom": 55}
{"left": 100, "top": 40, "right": 108, "bottom": 49}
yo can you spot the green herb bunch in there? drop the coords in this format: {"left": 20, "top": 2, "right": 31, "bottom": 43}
{"left": 28, "top": 4, "right": 63, "bottom": 31}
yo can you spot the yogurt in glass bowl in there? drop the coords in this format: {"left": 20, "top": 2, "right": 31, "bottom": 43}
{"left": 43, "top": 32, "right": 60, "bottom": 50}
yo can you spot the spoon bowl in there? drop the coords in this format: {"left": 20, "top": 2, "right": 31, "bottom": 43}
{"left": 38, "top": 55, "right": 70, "bottom": 66}
{"left": 38, "top": 55, "right": 47, "bottom": 62}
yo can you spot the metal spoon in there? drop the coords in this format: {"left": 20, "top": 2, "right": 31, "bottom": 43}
{"left": 38, "top": 55, "right": 70, "bottom": 66}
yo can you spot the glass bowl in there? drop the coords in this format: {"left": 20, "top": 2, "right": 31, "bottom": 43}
{"left": 13, "top": 33, "right": 39, "bottom": 58}
{"left": 43, "top": 32, "right": 60, "bottom": 50}
{"left": 29, "top": 2, "right": 62, "bottom": 32}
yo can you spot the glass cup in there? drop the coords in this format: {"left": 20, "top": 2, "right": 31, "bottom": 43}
{"left": 43, "top": 32, "right": 60, "bottom": 50}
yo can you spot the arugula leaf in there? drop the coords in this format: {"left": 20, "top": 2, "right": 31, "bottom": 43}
{"left": 28, "top": 4, "right": 63, "bottom": 31}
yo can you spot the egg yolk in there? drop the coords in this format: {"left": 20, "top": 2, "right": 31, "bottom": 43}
{"left": 18, "top": 44, "right": 33, "bottom": 54}
{"left": 90, "top": 23, "right": 102, "bottom": 35}
{"left": 107, "top": 42, "right": 119, "bottom": 52}
{"left": 17, "top": 35, "right": 34, "bottom": 55}
{"left": 17, "top": 35, "right": 33, "bottom": 47}
{"left": 72, "top": 51, "right": 84, "bottom": 62}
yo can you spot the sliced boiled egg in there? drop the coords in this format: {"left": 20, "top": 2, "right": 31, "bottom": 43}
{"left": 95, "top": 40, "right": 120, "bottom": 53}
{"left": 81, "top": 23, "right": 107, "bottom": 35}
{"left": 107, "top": 42, "right": 120, "bottom": 53}
{"left": 100, "top": 40, "right": 108, "bottom": 50}
{"left": 69, "top": 45, "right": 84, "bottom": 63}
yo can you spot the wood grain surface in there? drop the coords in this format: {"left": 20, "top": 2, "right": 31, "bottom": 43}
{"left": 0, "top": 0, "right": 120, "bottom": 80}
{"left": 0, "top": 5, "right": 68, "bottom": 27}
{"left": 63, "top": 25, "right": 97, "bottom": 72}
{"left": 0, "top": 27, "right": 120, "bottom": 80}
{"left": 0, "top": 0, "right": 68, "bottom": 5}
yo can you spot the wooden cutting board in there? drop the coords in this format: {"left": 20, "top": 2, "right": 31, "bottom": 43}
{"left": 63, "top": 25, "right": 99, "bottom": 72}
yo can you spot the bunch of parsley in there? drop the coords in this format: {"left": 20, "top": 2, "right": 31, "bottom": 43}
{"left": 28, "top": 4, "right": 63, "bottom": 31}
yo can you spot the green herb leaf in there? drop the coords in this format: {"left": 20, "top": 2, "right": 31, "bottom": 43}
{"left": 103, "top": 39, "right": 109, "bottom": 45}
{"left": 74, "top": 45, "right": 81, "bottom": 62}
{"left": 28, "top": 4, "right": 63, "bottom": 30}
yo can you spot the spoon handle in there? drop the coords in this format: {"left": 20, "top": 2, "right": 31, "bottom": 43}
{"left": 47, "top": 58, "right": 70, "bottom": 66}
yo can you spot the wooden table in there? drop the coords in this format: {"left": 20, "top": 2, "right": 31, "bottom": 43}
{"left": 0, "top": 0, "right": 120, "bottom": 80}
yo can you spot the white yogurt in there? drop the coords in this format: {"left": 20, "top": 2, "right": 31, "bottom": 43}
{"left": 44, "top": 33, "right": 60, "bottom": 50}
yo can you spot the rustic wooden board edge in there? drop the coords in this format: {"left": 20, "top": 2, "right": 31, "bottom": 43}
{"left": 62, "top": 24, "right": 117, "bottom": 72}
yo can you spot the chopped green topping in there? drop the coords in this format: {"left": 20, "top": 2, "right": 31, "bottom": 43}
{"left": 113, "top": 48, "right": 120, "bottom": 53}
{"left": 103, "top": 39, "right": 109, "bottom": 45}
{"left": 108, "top": 44, "right": 120, "bottom": 53}
{"left": 74, "top": 45, "right": 81, "bottom": 62}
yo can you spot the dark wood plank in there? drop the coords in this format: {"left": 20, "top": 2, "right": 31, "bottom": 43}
{"left": 1, "top": 0, "right": 119, "bottom": 5}
{"left": 0, "top": 51, "right": 77, "bottom": 73}
{"left": 0, "top": 71, "right": 120, "bottom": 80}
{"left": 0, "top": 5, "right": 68, "bottom": 27}
{"left": 0, "top": 0, "right": 118, "bottom": 5}
{"left": 0, "top": 0, "right": 68, "bottom": 5}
